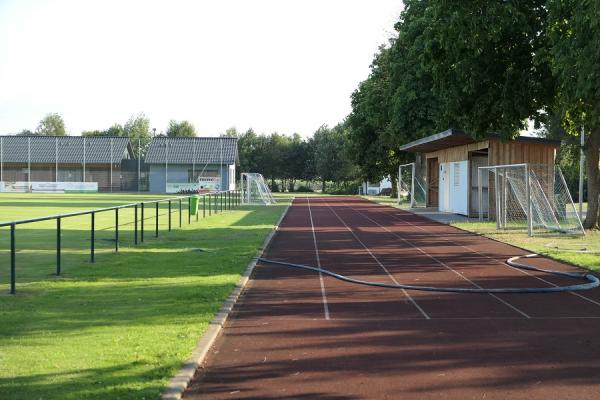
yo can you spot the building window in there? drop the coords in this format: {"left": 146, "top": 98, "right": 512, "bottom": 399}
{"left": 188, "top": 166, "right": 219, "bottom": 182}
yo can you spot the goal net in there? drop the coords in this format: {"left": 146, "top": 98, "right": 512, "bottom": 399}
{"left": 241, "top": 173, "right": 276, "bottom": 205}
{"left": 477, "top": 164, "right": 584, "bottom": 236}
{"left": 398, "top": 163, "right": 426, "bottom": 207}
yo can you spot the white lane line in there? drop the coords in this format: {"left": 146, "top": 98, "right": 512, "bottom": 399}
{"left": 307, "top": 197, "right": 330, "bottom": 320}
{"left": 377, "top": 204, "right": 600, "bottom": 309}
{"left": 345, "top": 202, "right": 531, "bottom": 319}
{"left": 235, "top": 316, "right": 600, "bottom": 321}
{"left": 323, "top": 199, "right": 431, "bottom": 320}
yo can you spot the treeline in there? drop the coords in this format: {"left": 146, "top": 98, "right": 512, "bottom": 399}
{"left": 344, "top": 0, "right": 600, "bottom": 228}
{"left": 230, "top": 126, "right": 358, "bottom": 193}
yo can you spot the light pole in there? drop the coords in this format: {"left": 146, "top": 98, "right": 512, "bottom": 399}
{"left": 579, "top": 126, "right": 585, "bottom": 218}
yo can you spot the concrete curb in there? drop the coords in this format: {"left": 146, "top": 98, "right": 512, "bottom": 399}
{"left": 162, "top": 202, "right": 291, "bottom": 400}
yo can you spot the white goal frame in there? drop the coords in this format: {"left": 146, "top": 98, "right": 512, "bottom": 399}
{"left": 398, "top": 162, "right": 426, "bottom": 207}
{"left": 241, "top": 172, "right": 276, "bottom": 205}
{"left": 477, "top": 163, "right": 584, "bottom": 236}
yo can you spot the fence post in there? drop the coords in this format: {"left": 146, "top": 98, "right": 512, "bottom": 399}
{"left": 209, "top": 194, "right": 212, "bottom": 216}
{"left": 494, "top": 168, "right": 500, "bottom": 230}
{"left": 10, "top": 223, "right": 16, "bottom": 294}
{"left": 188, "top": 197, "right": 191, "bottom": 225}
{"left": 115, "top": 208, "right": 119, "bottom": 252}
{"left": 203, "top": 195, "right": 206, "bottom": 218}
{"left": 168, "top": 200, "right": 172, "bottom": 231}
{"left": 179, "top": 198, "right": 182, "bottom": 227}
{"left": 141, "top": 203, "right": 144, "bottom": 242}
{"left": 478, "top": 169, "right": 483, "bottom": 222}
{"left": 155, "top": 202, "right": 159, "bottom": 238}
{"left": 525, "top": 164, "right": 533, "bottom": 236}
{"left": 134, "top": 205, "right": 138, "bottom": 245}
{"left": 56, "top": 217, "right": 61, "bottom": 275}
{"left": 90, "top": 212, "right": 95, "bottom": 263}
{"left": 221, "top": 192, "right": 223, "bottom": 212}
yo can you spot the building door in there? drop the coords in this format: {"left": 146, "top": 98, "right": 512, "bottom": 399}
{"left": 427, "top": 158, "right": 439, "bottom": 207}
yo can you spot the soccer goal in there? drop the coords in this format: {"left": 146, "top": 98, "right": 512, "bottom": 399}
{"left": 477, "top": 163, "right": 584, "bottom": 236}
{"left": 398, "top": 163, "right": 426, "bottom": 207}
{"left": 241, "top": 173, "right": 276, "bottom": 205}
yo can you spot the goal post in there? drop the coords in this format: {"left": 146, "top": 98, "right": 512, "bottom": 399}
{"left": 241, "top": 173, "right": 276, "bottom": 205}
{"left": 477, "top": 163, "right": 584, "bottom": 236}
{"left": 398, "top": 163, "right": 426, "bottom": 207}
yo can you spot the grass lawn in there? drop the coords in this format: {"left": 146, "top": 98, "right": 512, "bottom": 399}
{"left": 450, "top": 221, "right": 600, "bottom": 272}
{"left": 364, "top": 194, "right": 600, "bottom": 273}
{"left": 0, "top": 193, "right": 288, "bottom": 400}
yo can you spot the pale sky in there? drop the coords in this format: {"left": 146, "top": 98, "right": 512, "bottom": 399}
{"left": 0, "top": 0, "right": 403, "bottom": 137}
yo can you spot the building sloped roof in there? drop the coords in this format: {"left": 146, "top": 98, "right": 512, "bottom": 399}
{"left": 0, "top": 136, "right": 132, "bottom": 163}
{"left": 399, "top": 128, "right": 561, "bottom": 153}
{"left": 145, "top": 136, "right": 238, "bottom": 165}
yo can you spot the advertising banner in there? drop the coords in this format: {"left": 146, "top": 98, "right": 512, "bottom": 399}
{"left": 166, "top": 178, "right": 221, "bottom": 194}
{"left": 0, "top": 181, "right": 98, "bottom": 193}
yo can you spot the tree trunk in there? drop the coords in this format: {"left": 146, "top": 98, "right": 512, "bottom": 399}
{"left": 322, "top": 179, "right": 326, "bottom": 193}
{"left": 583, "top": 127, "right": 600, "bottom": 229}
{"left": 390, "top": 174, "right": 398, "bottom": 198}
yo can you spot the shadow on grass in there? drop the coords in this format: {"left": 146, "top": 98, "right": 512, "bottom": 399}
{"left": 0, "top": 361, "right": 177, "bottom": 400}
{"left": 0, "top": 205, "right": 287, "bottom": 400}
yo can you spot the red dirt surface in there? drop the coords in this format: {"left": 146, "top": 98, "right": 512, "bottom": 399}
{"left": 184, "top": 197, "right": 600, "bottom": 400}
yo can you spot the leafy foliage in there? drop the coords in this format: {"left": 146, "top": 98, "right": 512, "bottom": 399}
{"left": 166, "top": 120, "right": 196, "bottom": 137}
{"left": 35, "top": 113, "right": 66, "bottom": 136}
{"left": 547, "top": 0, "right": 600, "bottom": 228}
{"left": 234, "top": 126, "right": 358, "bottom": 193}
{"left": 422, "top": 0, "right": 553, "bottom": 138}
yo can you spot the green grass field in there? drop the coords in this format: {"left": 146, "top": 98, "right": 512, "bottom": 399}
{"left": 0, "top": 193, "right": 288, "bottom": 400}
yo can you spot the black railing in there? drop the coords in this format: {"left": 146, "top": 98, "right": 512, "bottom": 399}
{"left": 2, "top": 190, "right": 242, "bottom": 294}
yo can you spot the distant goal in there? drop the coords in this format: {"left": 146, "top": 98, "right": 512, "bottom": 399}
{"left": 398, "top": 163, "right": 426, "bottom": 207}
{"left": 477, "top": 163, "right": 584, "bottom": 236}
{"left": 241, "top": 173, "right": 276, "bottom": 205}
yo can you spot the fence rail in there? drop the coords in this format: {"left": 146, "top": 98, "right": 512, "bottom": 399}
{"left": 2, "top": 189, "right": 242, "bottom": 294}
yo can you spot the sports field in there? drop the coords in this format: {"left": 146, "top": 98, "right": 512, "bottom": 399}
{"left": 185, "top": 197, "right": 600, "bottom": 400}
{"left": 0, "top": 193, "right": 288, "bottom": 400}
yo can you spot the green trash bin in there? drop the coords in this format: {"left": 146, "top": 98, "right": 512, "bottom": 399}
{"left": 189, "top": 195, "right": 199, "bottom": 216}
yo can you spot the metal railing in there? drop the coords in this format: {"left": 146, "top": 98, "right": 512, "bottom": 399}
{"left": 2, "top": 189, "right": 242, "bottom": 294}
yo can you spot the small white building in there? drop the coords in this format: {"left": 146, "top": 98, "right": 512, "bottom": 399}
{"left": 360, "top": 176, "right": 392, "bottom": 195}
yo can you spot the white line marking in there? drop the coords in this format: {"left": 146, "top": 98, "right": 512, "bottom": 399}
{"left": 323, "top": 199, "right": 431, "bottom": 320}
{"left": 377, "top": 203, "right": 600, "bottom": 309}
{"left": 344, "top": 201, "right": 531, "bottom": 319}
{"left": 234, "top": 316, "right": 600, "bottom": 321}
{"left": 306, "top": 197, "right": 330, "bottom": 320}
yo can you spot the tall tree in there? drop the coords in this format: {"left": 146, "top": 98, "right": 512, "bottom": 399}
{"left": 548, "top": 0, "right": 600, "bottom": 228}
{"left": 36, "top": 113, "right": 66, "bottom": 136}
{"left": 124, "top": 114, "right": 151, "bottom": 157}
{"left": 347, "top": 47, "right": 394, "bottom": 184}
{"left": 423, "top": 0, "right": 553, "bottom": 138}
{"left": 313, "top": 124, "right": 356, "bottom": 192}
{"left": 166, "top": 120, "right": 196, "bottom": 137}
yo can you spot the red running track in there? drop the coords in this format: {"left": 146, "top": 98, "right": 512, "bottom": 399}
{"left": 184, "top": 197, "right": 600, "bottom": 400}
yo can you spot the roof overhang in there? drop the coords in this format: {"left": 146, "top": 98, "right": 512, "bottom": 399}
{"left": 399, "top": 129, "right": 475, "bottom": 153}
{"left": 399, "top": 129, "right": 561, "bottom": 153}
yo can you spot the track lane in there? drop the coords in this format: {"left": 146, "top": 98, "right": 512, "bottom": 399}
{"left": 307, "top": 197, "right": 429, "bottom": 320}
{"left": 184, "top": 196, "right": 600, "bottom": 400}
{"left": 347, "top": 199, "right": 600, "bottom": 318}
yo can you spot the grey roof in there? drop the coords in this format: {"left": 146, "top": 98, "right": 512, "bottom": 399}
{"left": 0, "top": 136, "right": 132, "bottom": 164}
{"left": 145, "top": 136, "right": 238, "bottom": 165}
{"left": 399, "top": 129, "right": 561, "bottom": 153}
